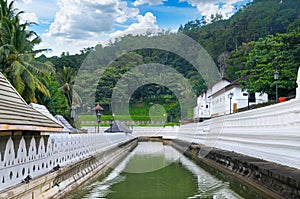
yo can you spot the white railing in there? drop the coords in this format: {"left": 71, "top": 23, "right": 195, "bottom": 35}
{"left": 0, "top": 133, "right": 136, "bottom": 192}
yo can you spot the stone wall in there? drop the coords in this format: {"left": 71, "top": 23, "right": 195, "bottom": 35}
{"left": 172, "top": 139, "right": 300, "bottom": 199}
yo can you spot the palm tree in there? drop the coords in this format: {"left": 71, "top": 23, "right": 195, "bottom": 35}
{"left": 0, "top": 0, "right": 52, "bottom": 102}
{"left": 0, "top": 0, "right": 22, "bottom": 20}
{"left": 56, "top": 66, "right": 81, "bottom": 107}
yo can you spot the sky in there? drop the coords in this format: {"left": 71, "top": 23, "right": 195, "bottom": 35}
{"left": 14, "top": 0, "right": 252, "bottom": 56}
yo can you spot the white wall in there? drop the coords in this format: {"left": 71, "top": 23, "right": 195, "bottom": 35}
{"left": 178, "top": 98, "right": 300, "bottom": 169}
{"left": 211, "top": 90, "right": 227, "bottom": 116}
{"left": 194, "top": 93, "right": 211, "bottom": 119}
{"left": 0, "top": 133, "right": 136, "bottom": 192}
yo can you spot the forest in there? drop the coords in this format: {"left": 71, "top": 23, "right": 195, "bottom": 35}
{"left": 0, "top": 0, "right": 299, "bottom": 123}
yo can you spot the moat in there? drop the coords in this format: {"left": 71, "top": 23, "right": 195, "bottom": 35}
{"left": 66, "top": 142, "right": 269, "bottom": 199}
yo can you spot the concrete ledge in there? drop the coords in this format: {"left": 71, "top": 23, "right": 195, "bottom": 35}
{"left": 172, "top": 139, "right": 300, "bottom": 199}
{"left": 0, "top": 138, "right": 138, "bottom": 199}
{"left": 138, "top": 136, "right": 163, "bottom": 142}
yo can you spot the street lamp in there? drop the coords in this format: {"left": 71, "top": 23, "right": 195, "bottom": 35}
{"left": 94, "top": 104, "right": 104, "bottom": 133}
{"left": 274, "top": 71, "right": 279, "bottom": 103}
{"left": 228, "top": 92, "right": 233, "bottom": 114}
{"left": 109, "top": 118, "right": 114, "bottom": 132}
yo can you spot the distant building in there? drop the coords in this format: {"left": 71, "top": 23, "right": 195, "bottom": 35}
{"left": 194, "top": 77, "right": 268, "bottom": 121}
{"left": 0, "top": 73, "right": 63, "bottom": 135}
{"left": 55, "top": 115, "right": 81, "bottom": 133}
{"left": 29, "top": 103, "right": 80, "bottom": 133}
{"left": 104, "top": 120, "right": 132, "bottom": 133}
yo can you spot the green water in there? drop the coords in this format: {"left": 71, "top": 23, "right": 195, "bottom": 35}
{"left": 67, "top": 142, "right": 269, "bottom": 199}
{"left": 108, "top": 161, "right": 198, "bottom": 199}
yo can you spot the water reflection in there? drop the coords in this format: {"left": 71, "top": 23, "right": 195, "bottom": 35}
{"left": 67, "top": 142, "right": 265, "bottom": 199}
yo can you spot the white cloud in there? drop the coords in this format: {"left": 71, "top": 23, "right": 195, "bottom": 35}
{"left": 37, "top": 32, "right": 110, "bottom": 56}
{"left": 48, "top": 0, "right": 139, "bottom": 39}
{"left": 39, "top": 11, "right": 161, "bottom": 56}
{"left": 14, "top": 0, "right": 58, "bottom": 21}
{"left": 21, "top": 0, "right": 32, "bottom": 3}
{"left": 19, "top": 12, "right": 38, "bottom": 24}
{"left": 116, "top": 1, "right": 140, "bottom": 23}
{"left": 180, "top": 0, "right": 247, "bottom": 20}
{"left": 133, "top": 0, "right": 166, "bottom": 6}
{"left": 35, "top": 0, "right": 141, "bottom": 56}
{"left": 110, "top": 12, "right": 161, "bottom": 40}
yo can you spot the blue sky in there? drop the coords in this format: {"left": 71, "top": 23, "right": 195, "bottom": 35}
{"left": 14, "top": 0, "right": 251, "bottom": 56}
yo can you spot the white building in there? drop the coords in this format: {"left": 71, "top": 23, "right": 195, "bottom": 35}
{"left": 194, "top": 77, "right": 268, "bottom": 120}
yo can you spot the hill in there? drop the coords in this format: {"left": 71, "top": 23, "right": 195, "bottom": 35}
{"left": 40, "top": 0, "right": 300, "bottom": 121}
{"left": 179, "top": 0, "right": 300, "bottom": 68}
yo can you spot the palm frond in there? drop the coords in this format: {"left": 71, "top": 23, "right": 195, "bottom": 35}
{"left": 34, "top": 77, "right": 50, "bottom": 98}
{"left": 32, "top": 48, "right": 50, "bottom": 55}
{"left": 72, "top": 89, "right": 82, "bottom": 107}
{"left": 10, "top": 60, "right": 25, "bottom": 94}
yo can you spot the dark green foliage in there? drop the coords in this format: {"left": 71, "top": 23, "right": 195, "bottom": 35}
{"left": 226, "top": 42, "right": 254, "bottom": 81}
{"left": 179, "top": 0, "right": 300, "bottom": 63}
{"left": 95, "top": 52, "right": 144, "bottom": 110}
{"left": 236, "top": 31, "right": 300, "bottom": 98}
{"left": 47, "top": 51, "right": 88, "bottom": 71}
{"left": 36, "top": 76, "right": 70, "bottom": 118}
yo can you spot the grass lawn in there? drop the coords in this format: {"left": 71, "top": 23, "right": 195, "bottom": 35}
{"left": 78, "top": 100, "right": 188, "bottom": 127}
{"left": 79, "top": 115, "right": 165, "bottom": 122}
{"left": 79, "top": 122, "right": 179, "bottom": 127}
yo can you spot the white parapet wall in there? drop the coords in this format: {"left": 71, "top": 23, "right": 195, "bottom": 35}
{"left": 132, "top": 126, "right": 180, "bottom": 139}
{"left": 0, "top": 133, "right": 136, "bottom": 192}
{"left": 177, "top": 98, "right": 300, "bottom": 169}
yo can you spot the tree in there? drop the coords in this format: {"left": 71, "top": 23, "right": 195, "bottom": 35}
{"left": 225, "top": 42, "right": 254, "bottom": 81}
{"left": 237, "top": 31, "right": 300, "bottom": 98}
{"left": 0, "top": 0, "right": 52, "bottom": 102}
{"left": 178, "top": 0, "right": 300, "bottom": 63}
{"left": 36, "top": 75, "right": 70, "bottom": 118}
{"left": 56, "top": 66, "right": 82, "bottom": 107}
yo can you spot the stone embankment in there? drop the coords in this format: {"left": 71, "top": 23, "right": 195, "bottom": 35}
{"left": 172, "top": 139, "right": 300, "bottom": 199}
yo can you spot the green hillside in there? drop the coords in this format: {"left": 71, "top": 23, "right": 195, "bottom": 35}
{"left": 2, "top": 0, "right": 299, "bottom": 123}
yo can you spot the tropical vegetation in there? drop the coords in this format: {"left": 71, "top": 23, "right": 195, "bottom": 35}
{"left": 0, "top": 0, "right": 299, "bottom": 124}
{"left": 0, "top": 0, "right": 53, "bottom": 102}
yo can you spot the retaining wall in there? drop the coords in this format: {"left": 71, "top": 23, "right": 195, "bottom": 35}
{"left": 172, "top": 139, "right": 300, "bottom": 199}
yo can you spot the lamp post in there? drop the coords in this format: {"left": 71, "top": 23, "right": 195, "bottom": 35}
{"left": 109, "top": 118, "right": 113, "bottom": 132}
{"left": 228, "top": 92, "right": 233, "bottom": 114}
{"left": 94, "top": 104, "right": 104, "bottom": 133}
{"left": 274, "top": 71, "right": 279, "bottom": 103}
